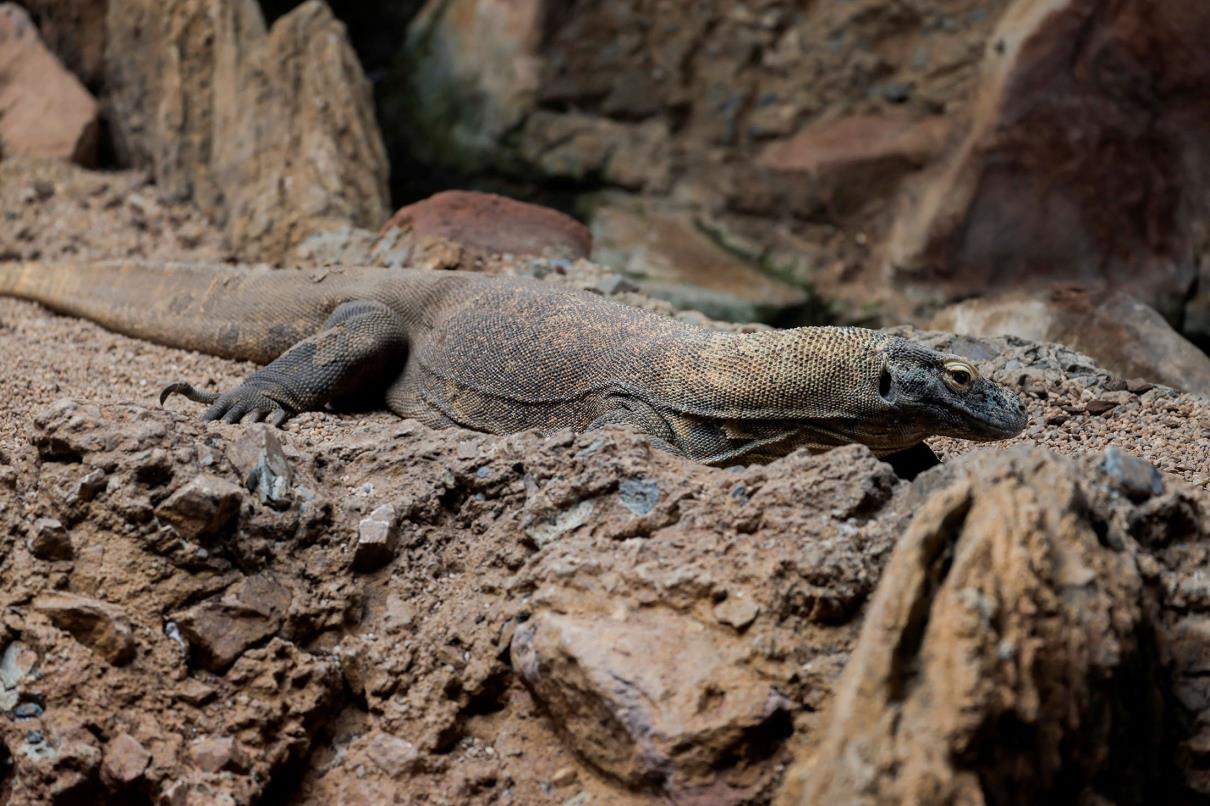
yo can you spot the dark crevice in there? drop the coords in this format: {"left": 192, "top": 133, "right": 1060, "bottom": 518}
{"left": 0, "top": 739, "right": 10, "bottom": 804}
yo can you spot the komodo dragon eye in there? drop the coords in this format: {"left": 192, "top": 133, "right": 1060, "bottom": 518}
{"left": 942, "top": 359, "right": 978, "bottom": 392}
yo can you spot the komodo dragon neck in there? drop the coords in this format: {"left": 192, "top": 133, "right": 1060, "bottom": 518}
{"left": 1, "top": 259, "right": 1028, "bottom": 464}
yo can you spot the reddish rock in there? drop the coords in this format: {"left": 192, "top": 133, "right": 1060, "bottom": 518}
{"left": 172, "top": 575, "right": 292, "bottom": 672}
{"left": 101, "top": 732, "right": 151, "bottom": 785}
{"left": 377, "top": 190, "right": 593, "bottom": 262}
{"left": 34, "top": 592, "right": 136, "bottom": 665}
{"left": 888, "top": 0, "right": 1210, "bottom": 320}
{"left": 758, "top": 113, "right": 950, "bottom": 214}
{"left": 0, "top": 3, "right": 98, "bottom": 165}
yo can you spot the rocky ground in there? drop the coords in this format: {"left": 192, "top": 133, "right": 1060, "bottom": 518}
{"left": 1, "top": 154, "right": 1209, "bottom": 804}
{"left": 3, "top": 0, "right": 1210, "bottom": 802}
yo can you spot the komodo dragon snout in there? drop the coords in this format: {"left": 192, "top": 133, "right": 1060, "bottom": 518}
{"left": 876, "top": 337, "right": 1029, "bottom": 444}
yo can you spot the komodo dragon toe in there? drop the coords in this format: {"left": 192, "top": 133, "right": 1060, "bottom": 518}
{"left": 160, "top": 381, "right": 292, "bottom": 426}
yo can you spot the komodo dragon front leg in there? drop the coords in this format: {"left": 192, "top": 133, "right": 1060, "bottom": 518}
{"left": 161, "top": 300, "right": 408, "bottom": 424}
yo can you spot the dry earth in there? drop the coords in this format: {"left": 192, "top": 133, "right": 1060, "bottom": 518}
{"left": 1, "top": 156, "right": 1209, "bottom": 804}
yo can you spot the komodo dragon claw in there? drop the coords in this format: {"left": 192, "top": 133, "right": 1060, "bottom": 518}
{"left": 160, "top": 382, "right": 291, "bottom": 426}
{"left": 159, "top": 382, "right": 218, "bottom": 406}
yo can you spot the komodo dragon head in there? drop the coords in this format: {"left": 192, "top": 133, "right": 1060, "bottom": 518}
{"left": 869, "top": 335, "right": 1029, "bottom": 448}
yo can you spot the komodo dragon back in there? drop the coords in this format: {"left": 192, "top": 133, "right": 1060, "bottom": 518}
{"left": 0, "top": 259, "right": 1028, "bottom": 463}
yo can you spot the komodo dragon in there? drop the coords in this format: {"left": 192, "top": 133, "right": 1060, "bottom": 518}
{"left": 0, "top": 260, "right": 1027, "bottom": 465}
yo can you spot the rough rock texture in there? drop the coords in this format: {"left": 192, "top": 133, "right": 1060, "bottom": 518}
{"left": 932, "top": 285, "right": 1210, "bottom": 396}
{"left": 0, "top": 3, "right": 98, "bottom": 165}
{"left": 0, "top": 157, "right": 228, "bottom": 264}
{"left": 18, "top": 0, "right": 109, "bottom": 87}
{"left": 397, "top": 0, "right": 1210, "bottom": 356}
{"left": 513, "top": 609, "right": 792, "bottom": 795}
{"left": 1, "top": 155, "right": 1210, "bottom": 804}
{"left": 780, "top": 447, "right": 1183, "bottom": 803}
{"left": 399, "top": 0, "right": 1008, "bottom": 323}
{"left": 590, "top": 198, "right": 812, "bottom": 323}
{"left": 888, "top": 0, "right": 1210, "bottom": 325}
{"left": 99, "top": 0, "right": 389, "bottom": 261}
{"left": 378, "top": 190, "right": 594, "bottom": 264}
{"left": 33, "top": 593, "right": 137, "bottom": 666}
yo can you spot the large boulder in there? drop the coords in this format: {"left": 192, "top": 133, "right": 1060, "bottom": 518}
{"left": 101, "top": 0, "right": 389, "bottom": 261}
{"left": 779, "top": 447, "right": 1179, "bottom": 804}
{"left": 887, "top": 0, "right": 1210, "bottom": 322}
{"left": 0, "top": 3, "right": 98, "bottom": 165}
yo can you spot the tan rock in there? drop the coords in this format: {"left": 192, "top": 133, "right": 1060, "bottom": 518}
{"left": 155, "top": 474, "right": 244, "bottom": 541}
{"left": 758, "top": 113, "right": 950, "bottom": 215}
{"left": 512, "top": 608, "right": 790, "bottom": 793}
{"left": 102, "top": 0, "right": 389, "bottom": 261}
{"left": 34, "top": 592, "right": 136, "bottom": 665}
{"left": 778, "top": 448, "right": 1156, "bottom": 804}
{"left": 887, "top": 0, "right": 1210, "bottom": 319}
{"left": 172, "top": 574, "right": 292, "bottom": 672}
{"left": 376, "top": 191, "right": 593, "bottom": 264}
{"left": 590, "top": 199, "right": 809, "bottom": 323}
{"left": 353, "top": 503, "right": 399, "bottom": 573}
{"left": 365, "top": 731, "right": 422, "bottom": 779}
{"left": 101, "top": 732, "right": 151, "bottom": 785}
{"left": 0, "top": 3, "right": 98, "bottom": 165}
{"left": 931, "top": 285, "right": 1210, "bottom": 396}
{"left": 405, "top": 0, "right": 546, "bottom": 164}
{"left": 189, "top": 735, "right": 248, "bottom": 773}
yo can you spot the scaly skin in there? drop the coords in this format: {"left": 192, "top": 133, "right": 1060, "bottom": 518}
{"left": 0, "top": 260, "right": 1028, "bottom": 465}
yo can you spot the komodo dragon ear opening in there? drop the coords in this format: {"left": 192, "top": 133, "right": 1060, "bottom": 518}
{"left": 878, "top": 363, "right": 894, "bottom": 403}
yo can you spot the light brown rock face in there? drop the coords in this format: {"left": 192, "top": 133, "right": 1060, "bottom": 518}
{"left": 931, "top": 285, "right": 1210, "bottom": 396}
{"left": 512, "top": 609, "right": 791, "bottom": 795}
{"left": 888, "top": 0, "right": 1210, "bottom": 320}
{"left": 590, "top": 199, "right": 811, "bottom": 323}
{"left": 33, "top": 593, "right": 136, "bottom": 666}
{"left": 757, "top": 114, "right": 952, "bottom": 218}
{"left": 102, "top": 0, "right": 389, "bottom": 261}
{"left": 404, "top": 0, "right": 546, "bottom": 168}
{"left": 400, "top": 0, "right": 1008, "bottom": 323}
{"left": 779, "top": 447, "right": 1175, "bottom": 804}
{"left": 0, "top": 3, "right": 98, "bottom": 165}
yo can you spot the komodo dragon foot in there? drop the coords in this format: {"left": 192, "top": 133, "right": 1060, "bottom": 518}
{"left": 160, "top": 382, "right": 292, "bottom": 426}
{"left": 159, "top": 300, "right": 409, "bottom": 427}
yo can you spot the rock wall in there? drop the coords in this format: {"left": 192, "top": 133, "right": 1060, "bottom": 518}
{"left": 399, "top": 0, "right": 1210, "bottom": 342}
{"left": 25, "top": 0, "right": 391, "bottom": 263}
{"left": 1, "top": 150, "right": 1210, "bottom": 802}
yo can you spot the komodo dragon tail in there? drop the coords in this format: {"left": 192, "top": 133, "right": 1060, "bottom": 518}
{"left": 0, "top": 259, "right": 371, "bottom": 364}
